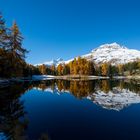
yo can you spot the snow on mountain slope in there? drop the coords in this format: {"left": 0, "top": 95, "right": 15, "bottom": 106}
{"left": 82, "top": 42, "right": 140, "bottom": 65}
{"left": 35, "top": 58, "right": 64, "bottom": 67}
{"left": 35, "top": 43, "right": 140, "bottom": 66}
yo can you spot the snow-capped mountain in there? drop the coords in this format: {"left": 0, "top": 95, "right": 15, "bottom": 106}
{"left": 35, "top": 43, "right": 140, "bottom": 66}
{"left": 82, "top": 42, "right": 140, "bottom": 65}
{"left": 35, "top": 58, "right": 64, "bottom": 67}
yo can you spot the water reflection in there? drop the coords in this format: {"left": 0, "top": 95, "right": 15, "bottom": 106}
{"left": 0, "top": 83, "right": 29, "bottom": 140}
{"left": 33, "top": 80, "right": 140, "bottom": 111}
{"left": 0, "top": 79, "right": 140, "bottom": 140}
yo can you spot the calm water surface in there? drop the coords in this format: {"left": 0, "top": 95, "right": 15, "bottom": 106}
{"left": 0, "top": 79, "right": 140, "bottom": 140}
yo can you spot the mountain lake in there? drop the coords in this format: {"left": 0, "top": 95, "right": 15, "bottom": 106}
{"left": 0, "top": 79, "right": 140, "bottom": 140}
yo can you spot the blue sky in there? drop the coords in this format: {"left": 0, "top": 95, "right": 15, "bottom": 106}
{"left": 1, "top": 0, "right": 140, "bottom": 64}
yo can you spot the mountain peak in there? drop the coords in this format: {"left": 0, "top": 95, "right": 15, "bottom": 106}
{"left": 35, "top": 58, "right": 64, "bottom": 67}
{"left": 92, "top": 42, "right": 127, "bottom": 52}
{"left": 56, "top": 58, "right": 63, "bottom": 62}
{"left": 100, "top": 42, "right": 122, "bottom": 48}
{"left": 89, "top": 43, "right": 140, "bottom": 64}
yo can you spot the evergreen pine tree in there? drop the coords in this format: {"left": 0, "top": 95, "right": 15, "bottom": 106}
{"left": 0, "top": 13, "right": 7, "bottom": 49}
{"left": 7, "top": 21, "right": 28, "bottom": 77}
{"left": 9, "top": 21, "right": 28, "bottom": 61}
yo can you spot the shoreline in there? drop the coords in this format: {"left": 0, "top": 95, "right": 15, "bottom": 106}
{"left": 53, "top": 75, "right": 109, "bottom": 80}
{"left": 32, "top": 75, "right": 140, "bottom": 80}
{"left": 0, "top": 75, "right": 140, "bottom": 88}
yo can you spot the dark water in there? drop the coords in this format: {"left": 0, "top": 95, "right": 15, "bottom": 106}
{"left": 0, "top": 79, "right": 140, "bottom": 140}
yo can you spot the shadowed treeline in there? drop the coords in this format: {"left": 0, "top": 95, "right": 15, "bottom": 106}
{"left": 0, "top": 83, "right": 30, "bottom": 140}
{"left": 32, "top": 79, "right": 140, "bottom": 97}
{"left": 0, "top": 82, "right": 51, "bottom": 140}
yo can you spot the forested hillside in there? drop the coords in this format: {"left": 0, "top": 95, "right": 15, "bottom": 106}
{"left": 36, "top": 57, "right": 140, "bottom": 77}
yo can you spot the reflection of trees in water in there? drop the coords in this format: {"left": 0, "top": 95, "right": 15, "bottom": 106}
{"left": 56, "top": 80, "right": 70, "bottom": 92}
{"left": 44, "top": 80, "right": 96, "bottom": 98}
{"left": 69, "top": 81, "right": 95, "bottom": 98}
{"left": 32, "top": 80, "right": 96, "bottom": 97}
{"left": 98, "top": 80, "right": 110, "bottom": 93}
{"left": 97, "top": 80, "right": 140, "bottom": 94}
{"left": 123, "top": 80, "right": 140, "bottom": 94}
{"left": 0, "top": 83, "right": 30, "bottom": 140}
{"left": 0, "top": 82, "right": 53, "bottom": 140}
{"left": 35, "top": 80, "right": 56, "bottom": 92}
{"left": 33, "top": 79, "right": 140, "bottom": 97}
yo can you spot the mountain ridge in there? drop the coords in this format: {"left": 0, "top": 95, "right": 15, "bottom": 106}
{"left": 35, "top": 43, "right": 140, "bottom": 66}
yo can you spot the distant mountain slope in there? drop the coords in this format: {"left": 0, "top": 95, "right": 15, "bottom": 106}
{"left": 35, "top": 58, "right": 64, "bottom": 67}
{"left": 82, "top": 42, "right": 140, "bottom": 65}
{"left": 35, "top": 43, "right": 140, "bottom": 66}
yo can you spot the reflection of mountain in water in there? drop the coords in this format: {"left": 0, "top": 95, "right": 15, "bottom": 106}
{"left": 33, "top": 80, "right": 140, "bottom": 111}
{"left": 87, "top": 88, "right": 140, "bottom": 111}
